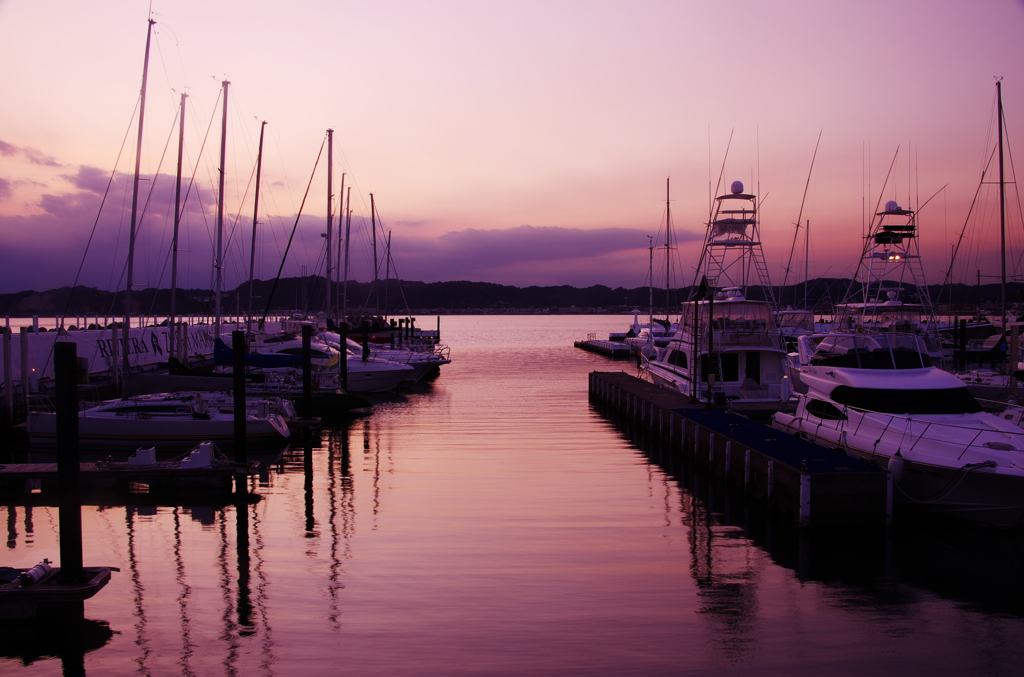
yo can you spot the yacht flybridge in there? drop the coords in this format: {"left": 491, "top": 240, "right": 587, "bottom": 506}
{"left": 644, "top": 181, "right": 791, "bottom": 412}
{"left": 832, "top": 199, "right": 941, "bottom": 338}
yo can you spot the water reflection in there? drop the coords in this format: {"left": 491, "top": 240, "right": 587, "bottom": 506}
{"left": 324, "top": 425, "right": 354, "bottom": 630}
{"left": 4, "top": 315, "right": 1024, "bottom": 674}
{"left": 124, "top": 506, "right": 152, "bottom": 674}
{"left": 600, "top": 398, "right": 1024, "bottom": 620}
{"left": 172, "top": 507, "right": 196, "bottom": 677}
{"left": 0, "top": 605, "right": 114, "bottom": 674}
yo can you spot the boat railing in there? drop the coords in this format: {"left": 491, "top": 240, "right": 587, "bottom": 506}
{"left": 26, "top": 394, "right": 56, "bottom": 414}
{"left": 835, "top": 404, "right": 1024, "bottom": 460}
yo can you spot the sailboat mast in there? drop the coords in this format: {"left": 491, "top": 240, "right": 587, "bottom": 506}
{"left": 215, "top": 80, "right": 229, "bottom": 340}
{"left": 384, "top": 231, "right": 392, "bottom": 322}
{"left": 336, "top": 172, "right": 346, "bottom": 320}
{"left": 343, "top": 187, "right": 352, "bottom": 320}
{"left": 665, "top": 178, "right": 672, "bottom": 320}
{"left": 998, "top": 79, "right": 1007, "bottom": 331}
{"left": 248, "top": 120, "right": 266, "bottom": 333}
{"left": 170, "top": 92, "right": 186, "bottom": 359}
{"left": 647, "top": 236, "right": 654, "bottom": 338}
{"left": 371, "top": 192, "right": 378, "bottom": 312}
{"left": 123, "top": 18, "right": 155, "bottom": 379}
{"left": 804, "top": 220, "right": 810, "bottom": 310}
{"left": 326, "top": 129, "right": 334, "bottom": 321}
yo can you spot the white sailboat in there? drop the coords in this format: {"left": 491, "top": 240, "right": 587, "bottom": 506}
{"left": 27, "top": 391, "right": 292, "bottom": 453}
{"left": 238, "top": 330, "right": 416, "bottom": 393}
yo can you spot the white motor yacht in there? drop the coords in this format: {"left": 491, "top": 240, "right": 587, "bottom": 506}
{"left": 646, "top": 290, "right": 792, "bottom": 410}
{"left": 772, "top": 332, "right": 1024, "bottom": 527}
{"left": 644, "top": 181, "right": 792, "bottom": 412}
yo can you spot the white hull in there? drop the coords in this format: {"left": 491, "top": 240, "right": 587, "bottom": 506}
{"left": 27, "top": 392, "right": 291, "bottom": 453}
{"left": 774, "top": 410, "right": 1024, "bottom": 527}
{"left": 775, "top": 334, "right": 1024, "bottom": 527}
{"left": 341, "top": 358, "right": 417, "bottom": 392}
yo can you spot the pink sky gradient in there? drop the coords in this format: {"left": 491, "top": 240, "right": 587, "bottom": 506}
{"left": 1, "top": 0, "right": 1022, "bottom": 295}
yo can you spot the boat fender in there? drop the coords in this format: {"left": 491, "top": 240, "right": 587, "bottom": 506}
{"left": 18, "top": 558, "right": 53, "bottom": 586}
{"left": 888, "top": 451, "right": 905, "bottom": 483}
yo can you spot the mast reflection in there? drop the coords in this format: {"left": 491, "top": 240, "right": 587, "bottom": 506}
{"left": 125, "top": 506, "right": 153, "bottom": 674}
{"left": 172, "top": 507, "right": 196, "bottom": 677}
{"left": 325, "top": 422, "right": 354, "bottom": 630}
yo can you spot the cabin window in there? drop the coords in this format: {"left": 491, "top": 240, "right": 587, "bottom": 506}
{"left": 806, "top": 399, "right": 846, "bottom": 421}
{"left": 830, "top": 386, "right": 982, "bottom": 415}
{"left": 668, "top": 350, "right": 687, "bottom": 368}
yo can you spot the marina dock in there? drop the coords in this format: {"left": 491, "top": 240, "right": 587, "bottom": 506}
{"left": 574, "top": 335, "right": 633, "bottom": 358}
{"left": 0, "top": 460, "right": 258, "bottom": 497}
{"left": 589, "top": 371, "right": 891, "bottom": 527}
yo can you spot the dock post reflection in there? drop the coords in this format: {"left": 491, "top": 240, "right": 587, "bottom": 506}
{"left": 304, "top": 435, "right": 316, "bottom": 537}
{"left": 235, "top": 490, "right": 253, "bottom": 635}
{"left": 6, "top": 505, "right": 16, "bottom": 549}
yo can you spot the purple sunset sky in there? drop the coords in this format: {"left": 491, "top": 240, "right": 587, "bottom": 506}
{"left": 1, "top": 0, "right": 1022, "bottom": 294}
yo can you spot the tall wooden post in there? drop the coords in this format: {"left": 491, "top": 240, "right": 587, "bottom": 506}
{"left": 55, "top": 342, "right": 84, "bottom": 585}
{"left": 233, "top": 330, "right": 247, "bottom": 464}
{"left": 20, "top": 326, "right": 30, "bottom": 405}
{"left": 339, "top": 321, "right": 349, "bottom": 391}
{"left": 302, "top": 325, "right": 313, "bottom": 420}
{"left": 3, "top": 328, "right": 12, "bottom": 423}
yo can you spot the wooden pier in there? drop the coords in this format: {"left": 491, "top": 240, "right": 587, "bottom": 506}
{"left": 589, "top": 371, "right": 891, "bottom": 528}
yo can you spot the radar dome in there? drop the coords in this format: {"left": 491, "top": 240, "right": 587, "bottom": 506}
{"left": 885, "top": 200, "right": 900, "bottom": 212}
{"left": 730, "top": 180, "right": 744, "bottom": 194}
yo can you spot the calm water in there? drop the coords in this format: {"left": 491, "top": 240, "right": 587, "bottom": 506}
{"left": 3, "top": 315, "right": 1024, "bottom": 676}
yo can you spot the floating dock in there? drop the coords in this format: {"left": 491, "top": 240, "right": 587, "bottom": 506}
{"left": 574, "top": 337, "right": 633, "bottom": 358}
{"left": 0, "top": 460, "right": 258, "bottom": 497}
{"left": 589, "top": 371, "right": 891, "bottom": 527}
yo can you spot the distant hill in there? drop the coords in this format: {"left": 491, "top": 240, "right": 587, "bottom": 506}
{"left": 0, "top": 276, "right": 1020, "bottom": 318}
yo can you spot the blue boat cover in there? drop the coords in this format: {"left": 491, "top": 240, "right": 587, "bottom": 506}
{"left": 214, "top": 338, "right": 303, "bottom": 368}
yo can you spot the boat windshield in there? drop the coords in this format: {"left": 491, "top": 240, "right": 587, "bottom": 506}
{"left": 809, "top": 333, "right": 931, "bottom": 369}
{"left": 704, "top": 302, "right": 777, "bottom": 333}
{"left": 834, "top": 303, "right": 925, "bottom": 333}
{"left": 830, "top": 385, "right": 983, "bottom": 415}
{"left": 777, "top": 311, "right": 814, "bottom": 332}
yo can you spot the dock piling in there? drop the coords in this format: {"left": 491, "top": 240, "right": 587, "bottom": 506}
{"left": 54, "top": 342, "right": 84, "bottom": 585}
{"left": 232, "top": 330, "right": 247, "bottom": 465}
